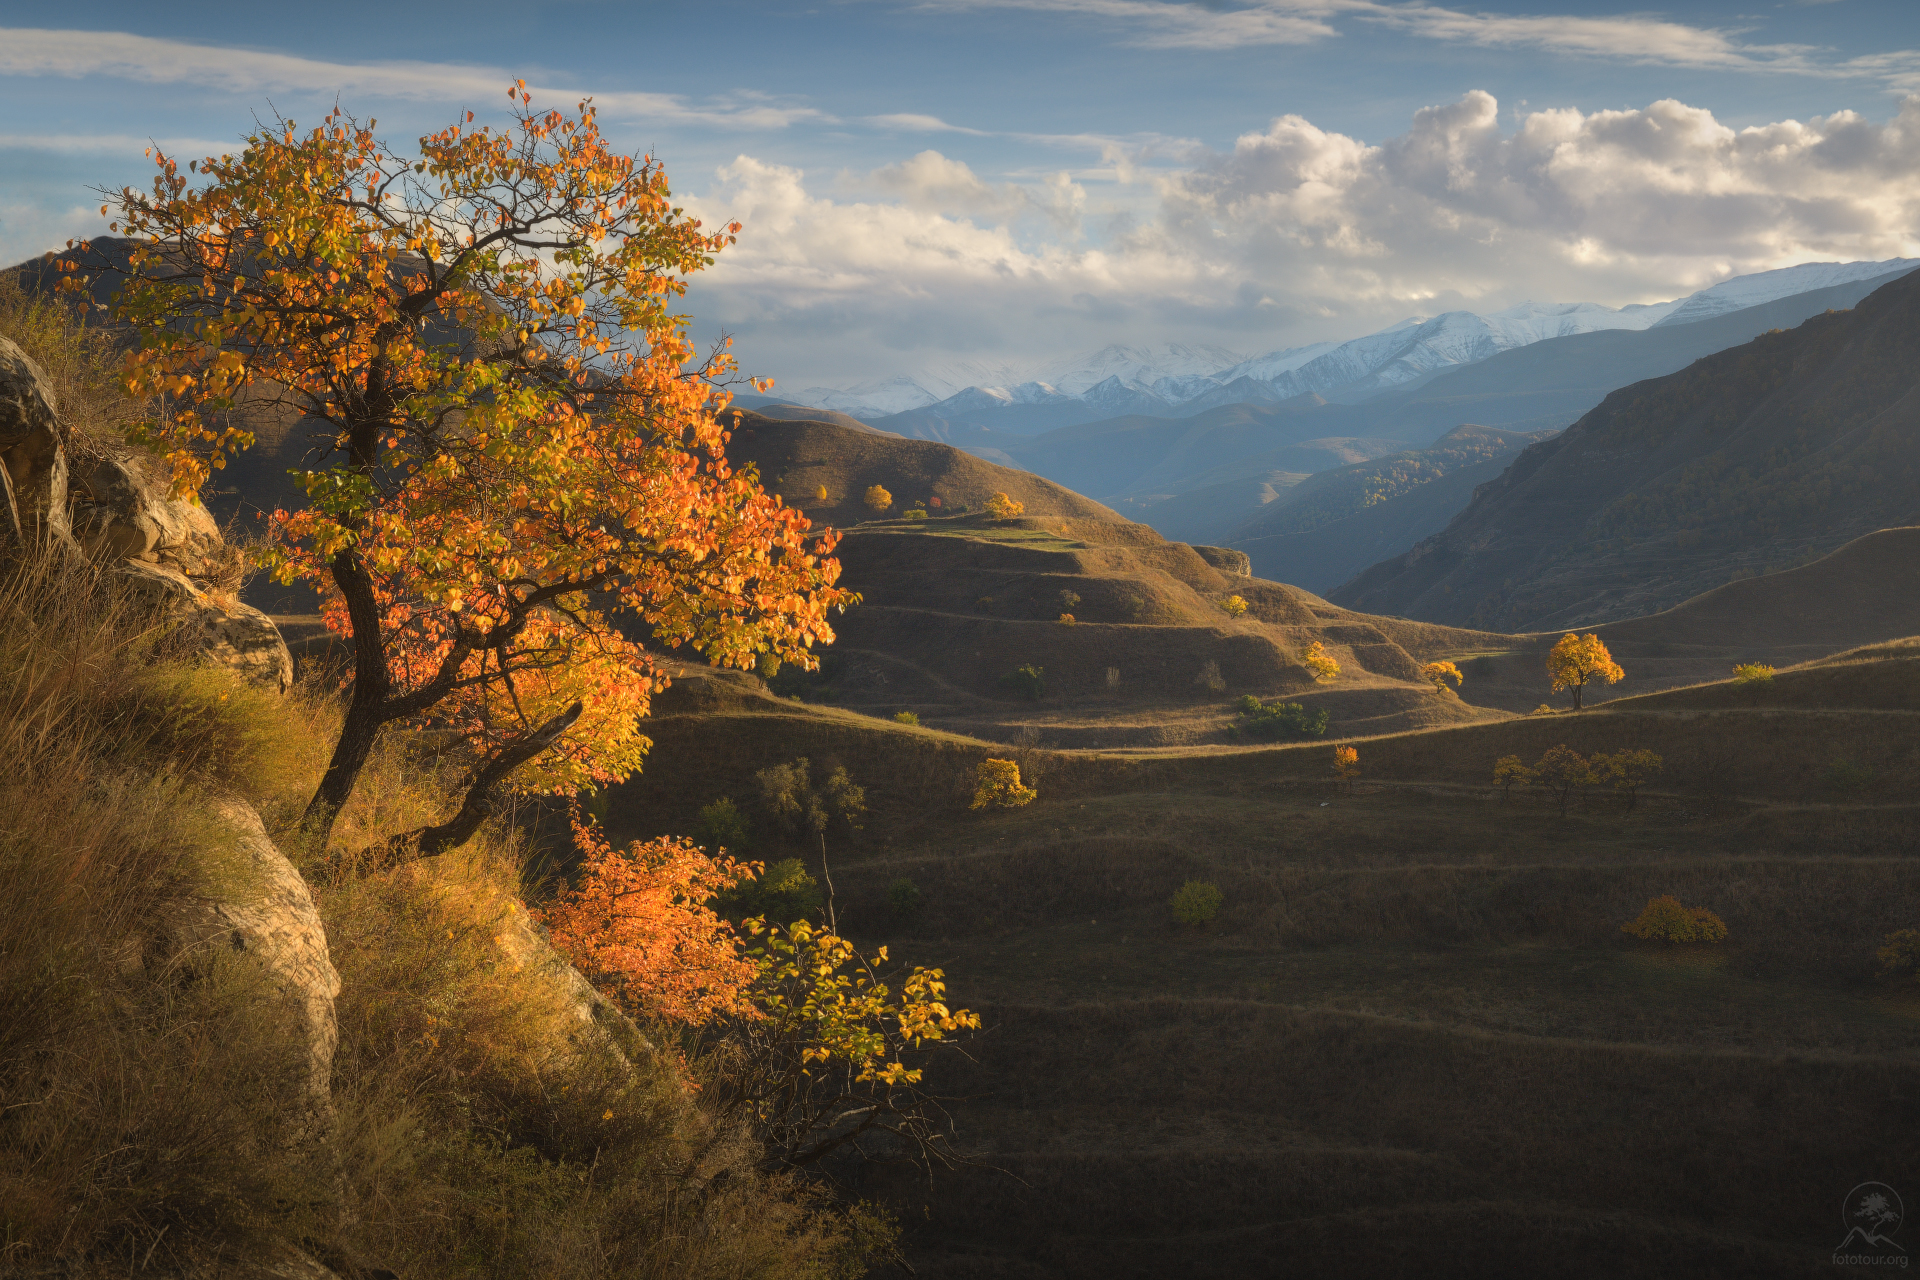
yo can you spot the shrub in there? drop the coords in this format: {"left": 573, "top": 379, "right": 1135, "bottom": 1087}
{"left": 863, "top": 484, "right": 893, "bottom": 513}
{"left": 815, "top": 484, "right": 829, "bottom": 500}
{"left": 999, "top": 664, "right": 1045, "bottom": 701}
{"left": 1058, "top": 613, "right": 1076, "bottom": 626}
{"left": 716, "top": 856, "right": 826, "bottom": 926}
{"left": 1332, "top": 744, "right": 1359, "bottom": 792}
{"left": 1530, "top": 704, "right": 1557, "bottom": 715}
{"left": 1623, "top": 895, "right": 1728, "bottom": 944}
{"left": 1195, "top": 659, "right": 1225, "bottom": 693}
{"left": 1230, "top": 695, "right": 1329, "bottom": 740}
{"left": 971, "top": 758, "right": 1037, "bottom": 810}
{"left": 1876, "top": 929, "right": 1920, "bottom": 984}
{"left": 1731, "top": 662, "right": 1775, "bottom": 684}
{"left": 1493, "top": 754, "right": 1533, "bottom": 801}
{"left": 892, "top": 710, "right": 920, "bottom": 726}
{"left": 1296, "top": 641, "right": 1340, "bottom": 682}
{"left": 1058, "top": 589, "right": 1081, "bottom": 610}
{"left": 985, "top": 492, "right": 1024, "bottom": 519}
{"left": 1169, "top": 880, "right": 1223, "bottom": 927}
{"left": 888, "top": 878, "right": 924, "bottom": 919}
{"left": 928, "top": 496, "right": 942, "bottom": 509}
{"left": 1220, "top": 595, "right": 1247, "bottom": 618}
{"left": 693, "top": 795, "right": 752, "bottom": 853}
{"left": 903, "top": 508, "right": 928, "bottom": 521}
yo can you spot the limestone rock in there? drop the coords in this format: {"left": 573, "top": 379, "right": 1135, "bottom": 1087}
{"left": 0, "top": 334, "right": 76, "bottom": 550}
{"left": 118, "top": 560, "right": 295, "bottom": 694}
{"left": 1191, "top": 544, "right": 1252, "bottom": 577}
{"left": 490, "top": 894, "right": 657, "bottom": 1073}
{"left": 72, "top": 452, "right": 221, "bottom": 576}
{"left": 159, "top": 799, "right": 340, "bottom": 1114}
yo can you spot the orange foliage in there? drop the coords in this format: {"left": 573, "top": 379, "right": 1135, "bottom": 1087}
{"left": 1547, "top": 633, "right": 1623, "bottom": 709}
{"left": 1332, "top": 744, "right": 1359, "bottom": 792}
{"left": 537, "top": 814, "right": 759, "bottom": 1026}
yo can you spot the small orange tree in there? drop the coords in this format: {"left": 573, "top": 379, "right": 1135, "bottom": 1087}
{"left": 1547, "top": 633, "right": 1623, "bottom": 709}
{"left": 985, "top": 492, "right": 1024, "bottom": 519}
{"left": 1298, "top": 641, "right": 1340, "bottom": 683}
{"left": 971, "top": 758, "right": 1036, "bottom": 809}
{"left": 1591, "top": 748, "right": 1663, "bottom": 811}
{"left": 1492, "top": 754, "right": 1532, "bottom": 801}
{"left": 1623, "top": 895, "right": 1727, "bottom": 944}
{"left": 82, "top": 89, "right": 852, "bottom": 850}
{"left": 1531, "top": 744, "right": 1593, "bottom": 815}
{"left": 1332, "top": 744, "right": 1359, "bottom": 793}
{"left": 1421, "top": 661, "right": 1463, "bottom": 694}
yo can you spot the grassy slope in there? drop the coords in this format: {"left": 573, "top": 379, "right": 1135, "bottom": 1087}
{"left": 605, "top": 650, "right": 1920, "bottom": 1278}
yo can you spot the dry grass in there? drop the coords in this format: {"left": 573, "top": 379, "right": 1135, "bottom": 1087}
{"left": 0, "top": 270, "right": 141, "bottom": 461}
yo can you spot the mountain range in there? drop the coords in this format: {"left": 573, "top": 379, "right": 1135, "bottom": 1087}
{"left": 774, "top": 258, "right": 1918, "bottom": 435}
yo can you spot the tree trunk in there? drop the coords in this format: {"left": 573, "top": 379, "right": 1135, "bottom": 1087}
{"left": 384, "top": 702, "right": 583, "bottom": 861}
{"left": 298, "top": 549, "right": 392, "bottom": 848}
{"left": 1571, "top": 682, "right": 1585, "bottom": 710}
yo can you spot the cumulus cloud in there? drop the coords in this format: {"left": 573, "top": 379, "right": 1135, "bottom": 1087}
{"left": 684, "top": 93, "right": 1920, "bottom": 384}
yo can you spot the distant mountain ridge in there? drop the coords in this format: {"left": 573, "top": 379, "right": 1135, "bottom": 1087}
{"left": 1330, "top": 266, "right": 1920, "bottom": 630}
{"left": 786, "top": 258, "right": 1918, "bottom": 435}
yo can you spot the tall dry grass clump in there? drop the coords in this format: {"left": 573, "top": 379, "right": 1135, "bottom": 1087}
{"left": 0, "top": 270, "right": 142, "bottom": 460}
{"left": 0, "top": 542, "right": 888, "bottom": 1274}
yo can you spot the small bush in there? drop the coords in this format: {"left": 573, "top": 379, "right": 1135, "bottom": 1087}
{"left": 1230, "top": 695, "right": 1328, "bottom": 740}
{"left": 1058, "top": 589, "right": 1081, "bottom": 610}
{"left": 1623, "top": 895, "right": 1728, "bottom": 944}
{"left": 999, "top": 664, "right": 1045, "bottom": 701}
{"left": 1220, "top": 595, "right": 1247, "bottom": 618}
{"left": 1057, "top": 613, "right": 1076, "bottom": 626}
{"left": 985, "top": 492, "right": 1024, "bottom": 519}
{"left": 1877, "top": 929, "right": 1920, "bottom": 984}
{"left": 892, "top": 710, "right": 920, "bottom": 726}
{"left": 1169, "top": 880, "right": 1223, "bottom": 927}
{"left": 888, "top": 878, "right": 924, "bottom": 918}
{"left": 1731, "top": 662, "right": 1775, "bottom": 684}
{"left": 1332, "top": 744, "right": 1359, "bottom": 792}
{"left": 971, "top": 758, "right": 1037, "bottom": 810}
{"left": 863, "top": 484, "right": 892, "bottom": 513}
{"left": 1530, "top": 704, "right": 1558, "bottom": 715}
{"left": 815, "top": 484, "right": 829, "bottom": 500}
{"left": 693, "top": 796, "right": 752, "bottom": 853}
{"left": 903, "top": 508, "right": 928, "bottom": 521}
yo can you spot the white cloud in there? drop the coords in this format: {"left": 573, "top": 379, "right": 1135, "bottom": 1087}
{"left": 0, "top": 28, "right": 825, "bottom": 129}
{"left": 867, "top": 113, "right": 991, "bottom": 135}
{"left": 685, "top": 92, "right": 1920, "bottom": 384}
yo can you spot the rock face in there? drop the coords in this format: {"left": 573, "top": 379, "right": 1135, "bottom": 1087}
{"left": 0, "top": 334, "right": 293, "bottom": 691}
{"left": 159, "top": 799, "right": 341, "bottom": 1116}
{"left": 489, "top": 891, "right": 657, "bottom": 1073}
{"left": 0, "top": 335, "right": 75, "bottom": 549}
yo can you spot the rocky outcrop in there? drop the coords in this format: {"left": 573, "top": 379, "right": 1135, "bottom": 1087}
{"left": 1190, "top": 544, "right": 1251, "bottom": 577}
{"left": 489, "top": 894, "right": 657, "bottom": 1073}
{"left": 0, "top": 335, "right": 75, "bottom": 550}
{"left": 158, "top": 799, "right": 340, "bottom": 1117}
{"left": 0, "top": 334, "right": 293, "bottom": 691}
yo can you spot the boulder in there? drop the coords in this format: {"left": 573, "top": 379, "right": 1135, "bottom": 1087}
{"left": 72, "top": 451, "right": 221, "bottom": 576}
{"left": 158, "top": 799, "right": 340, "bottom": 1118}
{"left": 118, "top": 560, "right": 295, "bottom": 694}
{"left": 0, "top": 334, "right": 76, "bottom": 550}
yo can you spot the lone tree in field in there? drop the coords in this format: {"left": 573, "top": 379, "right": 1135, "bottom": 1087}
{"left": 970, "top": 758, "right": 1036, "bottom": 809}
{"left": 1421, "top": 661, "right": 1463, "bottom": 694}
{"left": 81, "top": 88, "right": 852, "bottom": 851}
{"left": 1547, "top": 633, "right": 1623, "bottom": 709}
{"left": 985, "top": 492, "right": 1024, "bottom": 519}
{"left": 1297, "top": 640, "right": 1340, "bottom": 683}
{"left": 1332, "top": 744, "right": 1360, "bottom": 793}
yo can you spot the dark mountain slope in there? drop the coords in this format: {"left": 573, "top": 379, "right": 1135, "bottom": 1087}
{"left": 1332, "top": 270, "right": 1920, "bottom": 630}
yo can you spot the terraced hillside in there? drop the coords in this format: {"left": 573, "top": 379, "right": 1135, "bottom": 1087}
{"left": 605, "top": 645, "right": 1920, "bottom": 1278}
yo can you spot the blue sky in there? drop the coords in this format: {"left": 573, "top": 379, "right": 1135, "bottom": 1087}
{"left": 4, "top": 1, "right": 1919, "bottom": 388}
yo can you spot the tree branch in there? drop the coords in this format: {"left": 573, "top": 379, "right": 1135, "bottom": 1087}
{"left": 380, "top": 700, "right": 583, "bottom": 863}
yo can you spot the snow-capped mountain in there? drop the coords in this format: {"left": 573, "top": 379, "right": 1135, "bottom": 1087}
{"left": 785, "top": 259, "right": 1920, "bottom": 431}
{"left": 1651, "top": 258, "right": 1920, "bottom": 328}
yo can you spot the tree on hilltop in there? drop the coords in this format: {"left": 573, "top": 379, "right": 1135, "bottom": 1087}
{"left": 1547, "top": 633, "right": 1623, "bottom": 709}
{"left": 74, "top": 88, "right": 852, "bottom": 851}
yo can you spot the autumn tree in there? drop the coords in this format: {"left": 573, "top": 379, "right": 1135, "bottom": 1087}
{"left": 1530, "top": 744, "right": 1592, "bottom": 815}
{"left": 1421, "top": 661, "right": 1463, "bottom": 694}
{"left": 1220, "top": 595, "right": 1248, "bottom": 618}
{"left": 1297, "top": 641, "right": 1340, "bottom": 683}
{"left": 1492, "top": 754, "right": 1532, "bottom": 802}
{"left": 1332, "top": 744, "right": 1359, "bottom": 793}
{"left": 79, "top": 90, "right": 851, "bottom": 851}
{"left": 971, "top": 758, "right": 1036, "bottom": 809}
{"left": 1622, "top": 895, "right": 1727, "bottom": 944}
{"left": 985, "top": 492, "right": 1024, "bottom": 519}
{"left": 863, "top": 485, "right": 892, "bottom": 513}
{"left": 1547, "top": 633, "right": 1623, "bottom": 709}
{"left": 1591, "top": 748, "right": 1663, "bottom": 811}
